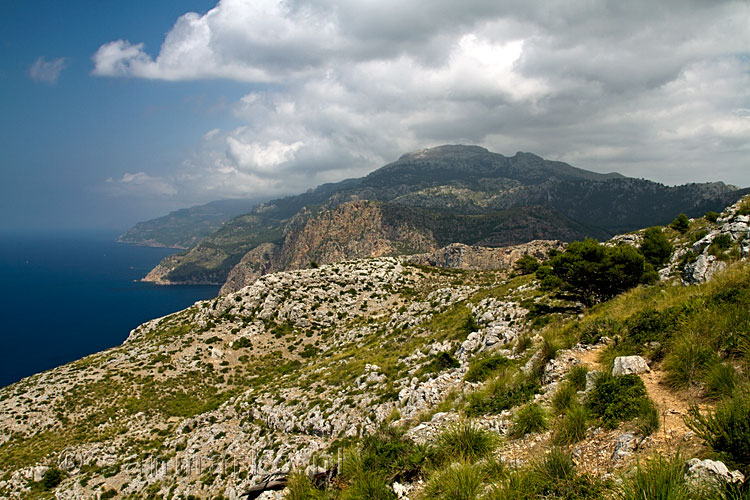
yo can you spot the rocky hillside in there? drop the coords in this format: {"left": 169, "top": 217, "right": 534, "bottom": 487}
{"left": 119, "top": 199, "right": 264, "bottom": 249}
{"left": 139, "top": 145, "right": 748, "bottom": 288}
{"left": 2, "top": 195, "right": 749, "bottom": 500}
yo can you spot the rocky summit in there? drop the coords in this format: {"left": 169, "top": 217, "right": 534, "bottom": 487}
{"left": 2, "top": 196, "right": 750, "bottom": 500}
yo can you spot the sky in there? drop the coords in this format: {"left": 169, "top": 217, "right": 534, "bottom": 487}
{"left": 1, "top": 0, "right": 748, "bottom": 231}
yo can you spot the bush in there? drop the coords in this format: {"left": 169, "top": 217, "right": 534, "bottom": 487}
{"left": 587, "top": 373, "right": 653, "bottom": 429}
{"left": 421, "top": 462, "right": 482, "bottom": 500}
{"left": 685, "top": 390, "right": 750, "bottom": 470}
{"left": 640, "top": 227, "right": 674, "bottom": 268}
{"left": 419, "top": 351, "right": 460, "bottom": 376}
{"left": 465, "top": 354, "right": 511, "bottom": 383}
{"left": 636, "top": 399, "right": 661, "bottom": 437}
{"left": 670, "top": 213, "right": 690, "bottom": 234}
{"left": 465, "top": 372, "right": 539, "bottom": 417}
{"left": 510, "top": 403, "right": 548, "bottom": 438}
{"left": 705, "top": 211, "right": 721, "bottom": 223}
{"left": 343, "top": 426, "right": 427, "bottom": 484}
{"left": 617, "top": 455, "right": 690, "bottom": 500}
{"left": 42, "top": 467, "right": 63, "bottom": 489}
{"left": 432, "top": 421, "right": 497, "bottom": 464}
{"left": 342, "top": 471, "right": 396, "bottom": 500}
{"left": 514, "top": 255, "right": 540, "bottom": 275}
{"left": 553, "top": 404, "right": 588, "bottom": 445}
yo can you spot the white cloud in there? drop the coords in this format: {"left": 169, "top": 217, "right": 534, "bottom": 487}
{"left": 29, "top": 57, "right": 68, "bottom": 84}
{"left": 95, "top": 0, "right": 750, "bottom": 202}
{"left": 105, "top": 172, "right": 178, "bottom": 197}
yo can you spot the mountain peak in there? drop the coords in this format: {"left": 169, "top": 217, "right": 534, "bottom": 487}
{"left": 398, "top": 144, "right": 490, "bottom": 161}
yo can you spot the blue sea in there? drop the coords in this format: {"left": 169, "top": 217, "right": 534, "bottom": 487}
{"left": 0, "top": 231, "right": 220, "bottom": 388}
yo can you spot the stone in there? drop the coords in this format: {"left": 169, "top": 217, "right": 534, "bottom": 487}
{"left": 611, "top": 433, "right": 639, "bottom": 461}
{"left": 585, "top": 370, "right": 601, "bottom": 392}
{"left": 685, "top": 458, "right": 745, "bottom": 486}
{"left": 683, "top": 254, "right": 726, "bottom": 285}
{"left": 612, "top": 356, "right": 650, "bottom": 376}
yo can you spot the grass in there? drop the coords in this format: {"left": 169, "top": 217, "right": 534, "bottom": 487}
{"left": 551, "top": 382, "right": 578, "bottom": 414}
{"left": 617, "top": 455, "right": 689, "bottom": 500}
{"left": 464, "top": 369, "right": 539, "bottom": 417}
{"left": 465, "top": 354, "right": 512, "bottom": 383}
{"left": 553, "top": 403, "right": 588, "bottom": 445}
{"left": 420, "top": 462, "right": 483, "bottom": 500}
{"left": 432, "top": 421, "right": 497, "bottom": 464}
{"left": 510, "top": 403, "right": 548, "bottom": 438}
{"left": 587, "top": 373, "right": 655, "bottom": 430}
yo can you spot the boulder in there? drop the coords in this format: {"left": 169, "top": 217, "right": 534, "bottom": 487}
{"left": 584, "top": 370, "right": 601, "bottom": 392}
{"left": 685, "top": 458, "right": 745, "bottom": 486}
{"left": 611, "top": 356, "right": 650, "bottom": 376}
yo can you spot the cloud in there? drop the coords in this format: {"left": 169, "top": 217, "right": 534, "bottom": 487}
{"left": 94, "top": 0, "right": 750, "bottom": 202}
{"left": 105, "top": 172, "right": 178, "bottom": 197}
{"left": 29, "top": 57, "right": 68, "bottom": 84}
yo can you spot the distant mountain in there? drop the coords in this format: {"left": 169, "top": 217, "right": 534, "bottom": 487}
{"left": 118, "top": 198, "right": 267, "bottom": 249}
{"left": 140, "top": 145, "right": 748, "bottom": 289}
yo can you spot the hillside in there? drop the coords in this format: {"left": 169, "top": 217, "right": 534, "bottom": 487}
{"left": 118, "top": 198, "right": 265, "bottom": 249}
{"left": 138, "top": 145, "right": 747, "bottom": 288}
{"left": 2, "top": 195, "right": 749, "bottom": 500}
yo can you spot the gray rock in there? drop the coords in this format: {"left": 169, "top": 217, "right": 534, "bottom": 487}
{"left": 585, "top": 370, "right": 601, "bottom": 392}
{"left": 612, "top": 356, "right": 650, "bottom": 376}
{"left": 683, "top": 254, "right": 726, "bottom": 284}
{"left": 685, "top": 458, "right": 745, "bottom": 486}
{"left": 612, "top": 432, "right": 639, "bottom": 461}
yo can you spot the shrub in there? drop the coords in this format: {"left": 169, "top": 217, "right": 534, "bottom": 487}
{"left": 587, "top": 373, "right": 653, "bottom": 429}
{"left": 640, "top": 227, "right": 674, "bottom": 268}
{"left": 705, "top": 211, "right": 720, "bottom": 223}
{"left": 636, "top": 399, "right": 661, "bottom": 437}
{"left": 433, "top": 421, "right": 497, "bottom": 464}
{"left": 709, "top": 234, "right": 733, "bottom": 257}
{"left": 465, "top": 354, "right": 511, "bottom": 383}
{"left": 553, "top": 403, "right": 588, "bottom": 445}
{"left": 685, "top": 390, "right": 750, "bottom": 470}
{"left": 421, "top": 462, "right": 482, "bottom": 500}
{"left": 514, "top": 255, "right": 540, "bottom": 275}
{"left": 419, "top": 352, "right": 460, "bottom": 376}
{"left": 42, "top": 467, "right": 63, "bottom": 489}
{"left": 510, "top": 403, "right": 547, "bottom": 438}
{"left": 617, "top": 455, "right": 690, "bottom": 500}
{"left": 344, "top": 426, "right": 427, "bottom": 484}
{"left": 670, "top": 213, "right": 690, "bottom": 234}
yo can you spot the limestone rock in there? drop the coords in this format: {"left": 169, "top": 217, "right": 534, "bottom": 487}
{"left": 611, "top": 356, "right": 650, "bottom": 376}
{"left": 685, "top": 458, "right": 745, "bottom": 486}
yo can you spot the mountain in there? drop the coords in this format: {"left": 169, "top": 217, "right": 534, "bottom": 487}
{"left": 2, "top": 195, "right": 749, "bottom": 499}
{"left": 140, "top": 145, "right": 748, "bottom": 288}
{"left": 118, "top": 198, "right": 267, "bottom": 249}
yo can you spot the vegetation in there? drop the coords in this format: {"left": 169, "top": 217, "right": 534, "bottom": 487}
{"left": 587, "top": 373, "right": 655, "bottom": 429}
{"left": 640, "top": 227, "right": 674, "bottom": 268}
{"left": 670, "top": 213, "right": 691, "bottom": 233}
{"left": 510, "top": 403, "right": 548, "bottom": 438}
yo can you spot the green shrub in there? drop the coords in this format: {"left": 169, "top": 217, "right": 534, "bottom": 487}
{"left": 705, "top": 211, "right": 720, "bottom": 223}
{"left": 685, "top": 390, "right": 750, "bottom": 470}
{"left": 636, "top": 399, "right": 661, "bottom": 437}
{"left": 42, "top": 467, "right": 63, "bottom": 489}
{"left": 419, "top": 352, "right": 460, "bottom": 376}
{"left": 617, "top": 455, "right": 689, "bottom": 500}
{"left": 514, "top": 255, "right": 540, "bottom": 275}
{"left": 553, "top": 404, "right": 588, "bottom": 445}
{"left": 510, "top": 403, "right": 547, "bottom": 438}
{"left": 640, "top": 227, "right": 674, "bottom": 268}
{"left": 710, "top": 234, "right": 733, "bottom": 255}
{"left": 670, "top": 213, "right": 690, "bottom": 234}
{"left": 465, "top": 354, "right": 511, "bottom": 383}
{"left": 421, "top": 462, "right": 482, "bottom": 500}
{"left": 587, "top": 373, "right": 653, "bottom": 429}
{"left": 433, "top": 421, "right": 497, "bottom": 464}
{"left": 343, "top": 426, "right": 426, "bottom": 484}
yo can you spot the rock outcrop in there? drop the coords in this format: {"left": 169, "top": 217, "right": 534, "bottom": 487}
{"left": 408, "top": 240, "right": 563, "bottom": 271}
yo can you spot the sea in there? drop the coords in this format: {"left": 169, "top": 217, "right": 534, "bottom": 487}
{"left": 0, "top": 231, "right": 221, "bottom": 388}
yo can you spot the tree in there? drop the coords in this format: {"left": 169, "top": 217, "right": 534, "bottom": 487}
{"left": 639, "top": 227, "right": 673, "bottom": 268}
{"left": 548, "top": 239, "right": 654, "bottom": 306}
{"left": 514, "top": 255, "right": 540, "bottom": 275}
{"left": 670, "top": 213, "right": 690, "bottom": 233}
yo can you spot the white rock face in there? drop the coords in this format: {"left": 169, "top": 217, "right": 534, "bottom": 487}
{"left": 611, "top": 356, "right": 650, "bottom": 376}
{"left": 685, "top": 458, "right": 745, "bottom": 486}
